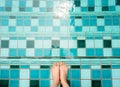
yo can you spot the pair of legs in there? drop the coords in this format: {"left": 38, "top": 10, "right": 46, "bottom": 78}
{"left": 51, "top": 62, "right": 69, "bottom": 87}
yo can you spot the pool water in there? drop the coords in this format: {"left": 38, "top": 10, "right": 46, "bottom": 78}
{"left": 0, "top": 0, "right": 120, "bottom": 87}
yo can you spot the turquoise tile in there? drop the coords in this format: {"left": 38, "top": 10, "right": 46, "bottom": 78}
{"left": 71, "top": 70, "right": 80, "bottom": 79}
{"left": 1, "top": 70, "right": 9, "bottom": 78}
{"left": 40, "top": 70, "right": 50, "bottom": 79}
{"left": 102, "top": 70, "right": 111, "bottom": 79}
{"left": 60, "top": 49, "right": 69, "bottom": 56}
{"left": 40, "top": 80, "right": 50, "bottom": 87}
{"left": 102, "top": 80, "right": 112, "bottom": 87}
{"left": 92, "top": 70, "right": 101, "bottom": 79}
{"left": 20, "top": 65, "right": 30, "bottom": 69}
{"left": 35, "top": 49, "right": 43, "bottom": 56}
{"left": 86, "top": 48, "right": 95, "bottom": 56}
{"left": 71, "top": 80, "right": 80, "bottom": 87}
{"left": 10, "top": 70, "right": 19, "bottom": 79}
{"left": 95, "top": 49, "right": 103, "bottom": 56}
{"left": 81, "top": 65, "right": 90, "bottom": 69}
{"left": 18, "top": 49, "right": 26, "bottom": 56}
{"left": 88, "top": 0, "right": 94, "bottom": 6}
{"left": 30, "top": 70, "right": 39, "bottom": 79}
{"left": 10, "top": 80, "right": 19, "bottom": 87}
{"left": 9, "top": 49, "right": 17, "bottom": 56}
{"left": 70, "top": 49, "right": 77, "bottom": 56}
{"left": 112, "top": 48, "right": 120, "bottom": 56}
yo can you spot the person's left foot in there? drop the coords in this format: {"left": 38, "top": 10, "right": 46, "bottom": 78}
{"left": 60, "top": 62, "right": 68, "bottom": 84}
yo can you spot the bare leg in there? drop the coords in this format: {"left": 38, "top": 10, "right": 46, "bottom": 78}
{"left": 60, "top": 62, "right": 69, "bottom": 87}
{"left": 51, "top": 62, "right": 60, "bottom": 87}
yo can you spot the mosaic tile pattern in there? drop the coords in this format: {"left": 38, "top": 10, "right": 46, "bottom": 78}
{"left": 0, "top": 60, "right": 120, "bottom": 87}
{"left": 0, "top": 0, "right": 120, "bottom": 12}
{"left": 0, "top": 0, "right": 120, "bottom": 87}
{"left": 0, "top": 36, "right": 120, "bottom": 57}
{"left": 0, "top": 15, "right": 120, "bottom": 34}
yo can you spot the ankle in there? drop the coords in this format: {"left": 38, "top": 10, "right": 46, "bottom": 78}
{"left": 61, "top": 81, "right": 69, "bottom": 87}
{"left": 52, "top": 82, "right": 59, "bottom": 87}
{"left": 61, "top": 80, "right": 68, "bottom": 86}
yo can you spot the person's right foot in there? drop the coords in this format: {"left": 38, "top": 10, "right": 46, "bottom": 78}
{"left": 60, "top": 62, "right": 69, "bottom": 85}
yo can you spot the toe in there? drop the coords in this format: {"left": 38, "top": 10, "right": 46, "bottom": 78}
{"left": 54, "top": 62, "right": 57, "bottom": 66}
{"left": 60, "top": 62, "right": 63, "bottom": 66}
{"left": 56, "top": 62, "right": 59, "bottom": 66}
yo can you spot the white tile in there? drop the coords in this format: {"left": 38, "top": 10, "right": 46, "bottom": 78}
{"left": 31, "top": 19, "right": 39, "bottom": 26}
{"left": 20, "top": 80, "right": 29, "bottom": 87}
{"left": 112, "top": 40, "right": 120, "bottom": 48}
{"left": 112, "top": 69, "right": 120, "bottom": 79}
{"left": 81, "top": 80, "right": 91, "bottom": 87}
{"left": 77, "top": 48, "right": 86, "bottom": 56}
{"left": 60, "top": 40, "right": 68, "bottom": 48}
{"left": 0, "top": 49, "right": 9, "bottom": 57}
{"left": 30, "top": 65, "right": 40, "bottom": 69}
{"left": 81, "top": 0, "right": 87, "bottom": 6}
{"left": 75, "top": 19, "right": 82, "bottom": 26}
{"left": 0, "top": 65, "right": 10, "bottom": 69}
{"left": 86, "top": 40, "right": 94, "bottom": 48}
{"left": 81, "top": 69, "right": 91, "bottom": 79}
{"left": 69, "top": 40, "right": 77, "bottom": 48}
{"left": 26, "top": 49, "right": 35, "bottom": 56}
{"left": 26, "top": 0, "right": 32, "bottom": 7}
{"left": 43, "top": 40, "right": 51, "bottom": 48}
{"left": 35, "top": 40, "right": 43, "bottom": 48}
{"left": 91, "top": 65, "right": 101, "bottom": 69}
{"left": 82, "top": 27, "right": 90, "bottom": 32}
{"left": 103, "top": 48, "right": 112, "bottom": 56}
{"left": 12, "top": 0, "right": 19, "bottom": 7}
{"left": 40, "top": 1, "right": 46, "bottom": 7}
{"left": 108, "top": 0, "right": 115, "bottom": 6}
{"left": 52, "top": 49, "right": 60, "bottom": 56}
{"left": 18, "top": 40, "right": 26, "bottom": 48}
{"left": 97, "top": 19, "right": 104, "bottom": 26}
{"left": 9, "top": 40, "right": 17, "bottom": 48}
{"left": 95, "top": 0, "right": 101, "bottom": 6}
{"left": 53, "top": 19, "right": 60, "bottom": 26}
{"left": 113, "top": 80, "right": 120, "bottom": 87}
{"left": 95, "top": 40, "right": 103, "bottom": 48}
{"left": 20, "top": 69, "right": 29, "bottom": 79}
{"left": 9, "top": 19, "right": 16, "bottom": 26}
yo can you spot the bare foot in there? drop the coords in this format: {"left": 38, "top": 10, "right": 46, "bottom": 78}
{"left": 60, "top": 62, "right": 69, "bottom": 87}
{"left": 51, "top": 62, "right": 60, "bottom": 87}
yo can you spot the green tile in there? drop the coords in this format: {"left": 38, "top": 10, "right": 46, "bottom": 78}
{"left": 0, "top": 80, "right": 9, "bottom": 87}
{"left": 30, "top": 80, "right": 39, "bottom": 87}
{"left": 33, "top": 0, "right": 39, "bottom": 7}
{"left": 1, "top": 40, "right": 9, "bottom": 48}
{"left": 40, "top": 65, "right": 50, "bottom": 69}
{"left": 104, "top": 40, "right": 111, "bottom": 48}
{"left": 102, "top": 65, "right": 111, "bottom": 69}
{"left": 27, "top": 40, "right": 34, "bottom": 48}
{"left": 92, "top": 80, "right": 101, "bottom": 87}
{"left": 77, "top": 40, "right": 86, "bottom": 48}
{"left": 88, "top": 7, "right": 94, "bottom": 11}
{"left": 10, "top": 65, "right": 19, "bottom": 69}
{"left": 71, "top": 65, "right": 80, "bottom": 69}
{"left": 102, "top": 6, "right": 109, "bottom": 11}
{"left": 52, "top": 40, "right": 60, "bottom": 48}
